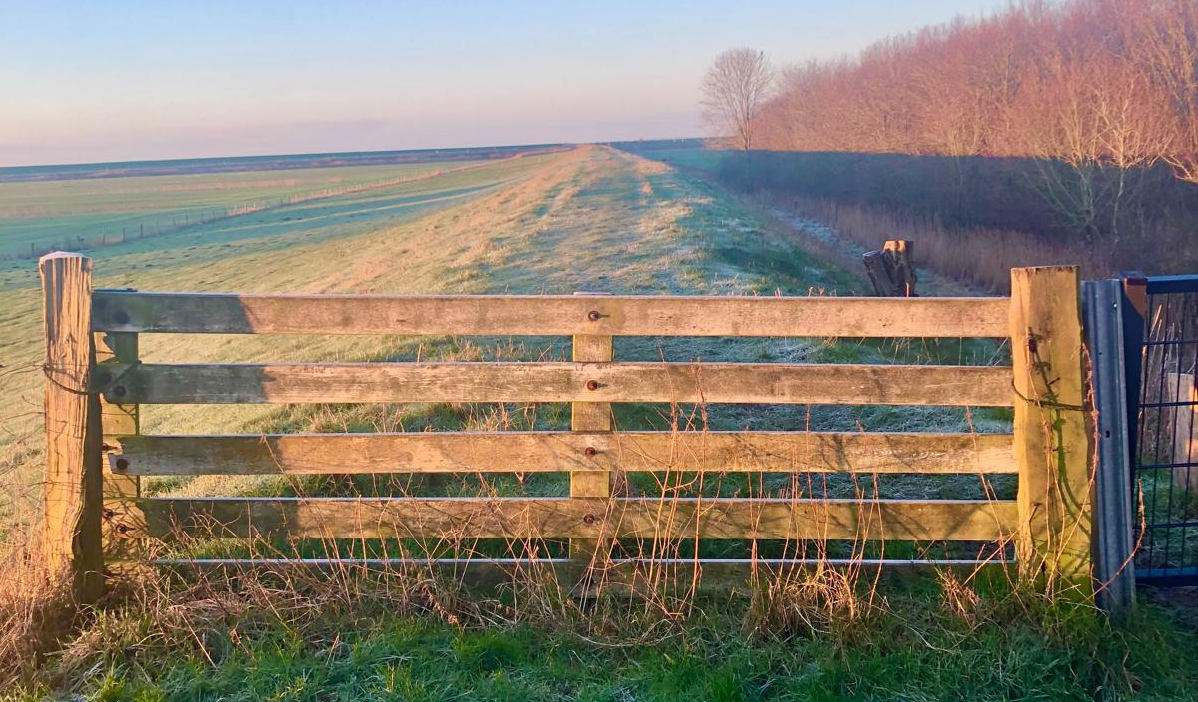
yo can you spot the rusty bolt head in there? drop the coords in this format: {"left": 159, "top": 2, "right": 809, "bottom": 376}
{"left": 587, "top": 310, "right": 602, "bottom": 322}
{"left": 584, "top": 446, "right": 598, "bottom": 457}
{"left": 115, "top": 458, "right": 129, "bottom": 470}
{"left": 585, "top": 380, "right": 599, "bottom": 391}
{"left": 582, "top": 514, "right": 595, "bottom": 525}
{"left": 112, "top": 385, "right": 127, "bottom": 398}
{"left": 114, "top": 311, "right": 130, "bottom": 325}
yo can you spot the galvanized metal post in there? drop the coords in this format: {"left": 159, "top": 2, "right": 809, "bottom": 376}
{"left": 1083, "top": 279, "right": 1137, "bottom": 614}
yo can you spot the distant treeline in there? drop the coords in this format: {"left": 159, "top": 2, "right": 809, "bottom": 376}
{"left": 758, "top": 0, "right": 1195, "bottom": 177}
{"left": 712, "top": 0, "right": 1198, "bottom": 281}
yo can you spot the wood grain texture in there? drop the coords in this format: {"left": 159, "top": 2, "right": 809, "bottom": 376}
{"left": 40, "top": 252, "right": 103, "bottom": 602}
{"left": 570, "top": 329, "right": 613, "bottom": 561}
{"left": 127, "top": 497, "right": 1017, "bottom": 541}
{"left": 96, "top": 330, "right": 141, "bottom": 556}
{"left": 91, "top": 291, "right": 1011, "bottom": 338}
{"left": 106, "top": 362, "right": 1014, "bottom": 407}
{"left": 109, "top": 431, "right": 1016, "bottom": 476}
{"left": 1010, "top": 266, "right": 1093, "bottom": 587}
{"left": 863, "top": 240, "right": 917, "bottom": 297}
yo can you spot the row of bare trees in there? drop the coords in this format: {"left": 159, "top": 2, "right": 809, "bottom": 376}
{"left": 702, "top": 0, "right": 1198, "bottom": 248}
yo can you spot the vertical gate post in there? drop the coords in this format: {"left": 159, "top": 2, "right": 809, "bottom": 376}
{"left": 39, "top": 252, "right": 104, "bottom": 603}
{"left": 1010, "top": 266, "right": 1094, "bottom": 595}
{"left": 570, "top": 292, "right": 613, "bottom": 578}
{"left": 1119, "top": 275, "right": 1148, "bottom": 464}
{"left": 1082, "top": 279, "right": 1136, "bottom": 614}
{"left": 95, "top": 323, "right": 142, "bottom": 564}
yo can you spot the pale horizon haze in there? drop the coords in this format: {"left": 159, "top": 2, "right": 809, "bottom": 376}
{"left": 2, "top": 0, "right": 1010, "bottom": 167}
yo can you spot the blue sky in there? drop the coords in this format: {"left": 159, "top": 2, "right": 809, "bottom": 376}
{"left": 1, "top": 0, "right": 1009, "bottom": 166}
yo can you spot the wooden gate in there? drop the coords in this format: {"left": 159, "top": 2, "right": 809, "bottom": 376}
{"left": 38, "top": 253, "right": 1094, "bottom": 602}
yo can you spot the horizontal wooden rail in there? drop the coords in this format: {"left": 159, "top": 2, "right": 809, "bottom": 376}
{"left": 108, "top": 431, "right": 1015, "bottom": 476}
{"left": 127, "top": 497, "right": 1017, "bottom": 541}
{"left": 101, "top": 362, "right": 1014, "bottom": 406}
{"left": 91, "top": 291, "right": 1011, "bottom": 338}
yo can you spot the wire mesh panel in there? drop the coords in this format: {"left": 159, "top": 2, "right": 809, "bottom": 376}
{"left": 1126, "top": 276, "right": 1198, "bottom": 585}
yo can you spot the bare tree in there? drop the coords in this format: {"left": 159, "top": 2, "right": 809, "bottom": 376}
{"left": 1116, "top": 0, "right": 1198, "bottom": 183}
{"left": 701, "top": 48, "right": 774, "bottom": 151}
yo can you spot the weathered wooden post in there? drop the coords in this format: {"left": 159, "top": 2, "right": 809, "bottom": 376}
{"left": 571, "top": 292, "right": 613, "bottom": 582}
{"left": 1009, "top": 266, "right": 1094, "bottom": 595}
{"left": 40, "top": 252, "right": 104, "bottom": 602}
{"left": 94, "top": 315, "right": 142, "bottom": 561}
{"left": 863, "top": 239, "right": 917, "bottom": 297}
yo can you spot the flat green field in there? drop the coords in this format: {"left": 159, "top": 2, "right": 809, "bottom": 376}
{"left": 0, "top": 150, "right": 566, "bottom": 517}
{"left": 0, "top": 160, "right": 488, "bottom": 258}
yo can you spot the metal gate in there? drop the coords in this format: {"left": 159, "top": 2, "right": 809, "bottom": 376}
{"left": 1123, "top": 275, "right": 1198, "bottom": 585}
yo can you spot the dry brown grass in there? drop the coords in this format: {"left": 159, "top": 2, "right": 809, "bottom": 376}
{"left": 771, "top": 194, "right": 1100, "bottom": 294}
{"left": 758, "top": 191, "right": 1198, "bottom": 295}
{"left": 0, "top": 523, "right": 79, "bottom": 689}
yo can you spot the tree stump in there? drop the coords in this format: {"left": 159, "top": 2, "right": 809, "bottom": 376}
{"left": 863, "top": 240, "right": 917, "bottom": 297}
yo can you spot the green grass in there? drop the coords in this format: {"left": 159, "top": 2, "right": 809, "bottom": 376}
{"left": 15, "top": 583, "right": 1198, "bottom": 702}
{"left": 1134, "top": 468, "right": 1198, "bottom": 575}
{"left": 0, "top": 161, "right": 497, "bottom": 258}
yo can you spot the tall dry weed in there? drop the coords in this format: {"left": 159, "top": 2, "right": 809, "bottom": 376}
{"left": 0, "top": 523, "right": 78, "bottom": 689}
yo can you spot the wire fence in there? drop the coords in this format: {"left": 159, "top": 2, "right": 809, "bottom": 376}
{"left": 1129, "top": 275, "right": 1198, "bottom": 585}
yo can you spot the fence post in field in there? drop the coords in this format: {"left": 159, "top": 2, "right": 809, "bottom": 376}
{"left": 571, "top": 292, "right": 613, "bottom": 584}
{"left": 39, "top": 252, "right": 104, "bottom": 603}
{"left": 1009, "top": 266, "right": 1094, "bottom": 596}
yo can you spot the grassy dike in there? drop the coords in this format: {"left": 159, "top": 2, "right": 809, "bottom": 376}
{"left": 3, "top": 146, "right": 1197, "bottom": 700}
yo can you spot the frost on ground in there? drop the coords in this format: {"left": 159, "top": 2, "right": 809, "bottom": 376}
{"left": 0, "top": 145, "right": 1011, "bottom": 513}
{"left": 770, "top": 207, "right": 978, "bottom": 297}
